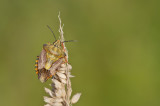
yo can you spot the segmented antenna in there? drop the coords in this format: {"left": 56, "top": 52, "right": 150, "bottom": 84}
{"left": 47, "top": 25, "right": 57, "bottom": 41}
{"left": 63, "top": 40, "right": 77, "bottom": 43}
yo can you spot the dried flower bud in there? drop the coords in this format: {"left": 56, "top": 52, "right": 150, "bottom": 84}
{"left": 71, "top": 93, "right": 81, "bottom": 104}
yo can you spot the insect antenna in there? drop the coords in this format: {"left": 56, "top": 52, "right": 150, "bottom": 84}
{"left": 47, "top": 25, "right": 57, "bottom": 41}
{"left": 62, "top": 40, "right": 77, "bottom": 43}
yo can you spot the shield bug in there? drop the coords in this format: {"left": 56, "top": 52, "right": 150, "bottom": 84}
{"left": 35, "top": 25, "right": 74, "bottom": 83}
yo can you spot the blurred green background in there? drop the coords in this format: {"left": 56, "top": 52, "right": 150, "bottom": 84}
{"left": 0, "top": 0, "right": 160, "bottom": 106}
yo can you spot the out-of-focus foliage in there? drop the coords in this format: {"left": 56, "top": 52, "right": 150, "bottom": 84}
{"left": 0, "top": 0, "right": 160, "bottom": 106}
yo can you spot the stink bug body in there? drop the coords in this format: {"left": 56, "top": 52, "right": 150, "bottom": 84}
{"left": 35, "top": 25, "right": 68, "bottom": 83}
{"left": 36, "top": 40, "right": 66, "bottom": 83}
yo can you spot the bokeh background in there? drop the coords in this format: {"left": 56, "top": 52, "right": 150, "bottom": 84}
{"left": 0, "top": 0, "right": 160, "bottom": 106}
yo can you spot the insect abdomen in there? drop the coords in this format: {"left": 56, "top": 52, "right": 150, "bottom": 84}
{"left": 35, "top": 56, "right": 39, "bottom": 74}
